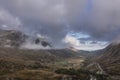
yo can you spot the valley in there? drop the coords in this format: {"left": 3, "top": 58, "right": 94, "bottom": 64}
{"left": 0, "top": 47, "right": 110, "bottom": 80}
{"left": 0, "top": 0, "right": 120, "bottom": 80}
{"left": 0, "top": 47, "right": 87, "bottom": 80}
{"left": 0, "top": 29, "right": 119, "bottom": 80}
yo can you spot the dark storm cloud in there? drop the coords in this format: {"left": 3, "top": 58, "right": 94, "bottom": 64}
{"left": 66, "top": 0, "right": 120, "bottom": 41}
{"left": 0, "top": 0, "right": 120, "bottom": 47}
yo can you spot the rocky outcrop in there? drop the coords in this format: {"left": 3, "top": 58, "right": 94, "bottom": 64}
{"left": 0, "top": 29, "right": 27, "bottom": 48}
{"left": 0, "top": 29, "right": 52, "bottom": 48}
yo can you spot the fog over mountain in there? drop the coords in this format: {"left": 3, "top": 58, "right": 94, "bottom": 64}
{"left": 0, "top": 0, "right": 120, "bottom": 50}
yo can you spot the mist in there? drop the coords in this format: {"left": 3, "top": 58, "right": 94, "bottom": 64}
{"left": 0, "top": 0, "right": 120, "bottom": 50}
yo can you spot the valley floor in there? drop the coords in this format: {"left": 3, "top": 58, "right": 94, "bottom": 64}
{"left": 0, "top": 48, "right": 119, "bottom": 80}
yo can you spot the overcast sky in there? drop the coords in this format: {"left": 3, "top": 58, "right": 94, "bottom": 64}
{"left": 0, "top": 0, "right": 120, "bottom": 50}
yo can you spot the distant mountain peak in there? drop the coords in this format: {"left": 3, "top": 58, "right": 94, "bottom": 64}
{"left": 0, "top": 29, "right": 52, "bottom": 49}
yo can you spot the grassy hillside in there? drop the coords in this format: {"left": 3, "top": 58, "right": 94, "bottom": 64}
{"left": 0, "top": 47, "right": 88, "bottom": 80}
{"left": 97, "top": 43, "right": 120, "bottom": 75}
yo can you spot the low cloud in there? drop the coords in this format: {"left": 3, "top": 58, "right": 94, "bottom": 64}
{"left": 21, "top": 42, "right": 50, "bottom": 50}
{"left": 63, "top": 35, "right": 80, "bottom": 48}
{"left": 0, "top": 0, "right": 120, "bottom": 49}
{"left": 0, "top": 8, "right": 21, "bottom": 30}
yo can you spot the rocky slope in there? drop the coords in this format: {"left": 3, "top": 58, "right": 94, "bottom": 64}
{"left": 0, "top": 47, "right": 82, "bottom": 80}
{"left": 0, "top": 29, "right": 27, "bottom": 48}
{"left": 0, "top": 29, "right": 52, "bottom": 48}
{"left": 96, "top": 43, "right": 120, "bottom": 79}
{"left": 0, "top": 48, "right": 77, "bottom": 69}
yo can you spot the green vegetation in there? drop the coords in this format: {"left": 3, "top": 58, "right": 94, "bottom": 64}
{"left": 0, "top": 70, "right": 11, "bottom": 75}
{"left": 55, "top": 68, "right": 91, "bottom": 75}
{"left": 55, "top": 68, "right": 108, "bottom": 80}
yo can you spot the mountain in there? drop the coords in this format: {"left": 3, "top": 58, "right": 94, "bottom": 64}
{"left": 96, "top": 43, "right": 120, "bottom": 79}
{"left": 0, "top": 29, "right": 27, "bottom": 48}
{"left": 0, "top": 47, "right": 77, "bottom": 69}
{"left": 0, "top": 47, "right": 81, "bottom": 80}
{"left": 0, "top": 29, "right": 51, "bottom": 48}
{"left": 1, "top": 29, "right": 117, "bottom": 80}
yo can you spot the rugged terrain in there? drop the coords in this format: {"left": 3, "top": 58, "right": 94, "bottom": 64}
{"left": 0, "top": 47, "right": 91, "bottom": 80}
{"left": 96, "top": 43, "right": 120, "bottom": 80}
{"left": 0, "top": 29, "right": 119, "bottom": 80}
{"left": 0, "top": 29, "right": 51, "bottom": 48}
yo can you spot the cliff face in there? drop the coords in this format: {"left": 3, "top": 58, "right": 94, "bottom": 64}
{"left": 97, "top": 43, "right": 120, "bottom": 75}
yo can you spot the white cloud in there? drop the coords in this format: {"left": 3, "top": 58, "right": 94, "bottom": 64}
{"left": 0, "top": 8, "right": 21, "bottom": 30}
{"left": 21, "top": 42, "right": 50, "bottom": 50}
{"left": 0, "top": 0, "right": 120, "bottom": 49}
{"left": 76, "top": 45, "right": 106, "bottom": 51}
{"left": 76, "top": 42, "right": 108, "bottom": 51}
{"left": 53, "top": 4, "right": 66, "bottom": 16}
{"left": 63, "top": 35, "right": 80, "bottom": 47}
{"left": 63, "top": 34, "right": 108, "bottom": 51}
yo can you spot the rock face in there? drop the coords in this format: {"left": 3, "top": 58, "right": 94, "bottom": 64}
{"left": 0, "top": 29, "right": 27, "bottom": 48}
{"left": 0, "top": 29, "right": 52, "bottom": 48}
{"left": 97, "top": 43, "right": 120, "bottom": 76}
{"left": 35, "top": 38, "right": 52, "bottom": 47}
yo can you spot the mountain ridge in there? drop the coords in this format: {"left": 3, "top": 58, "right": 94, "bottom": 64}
{"left": 96, "top": 43, "right": 120, "bottom": 77}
